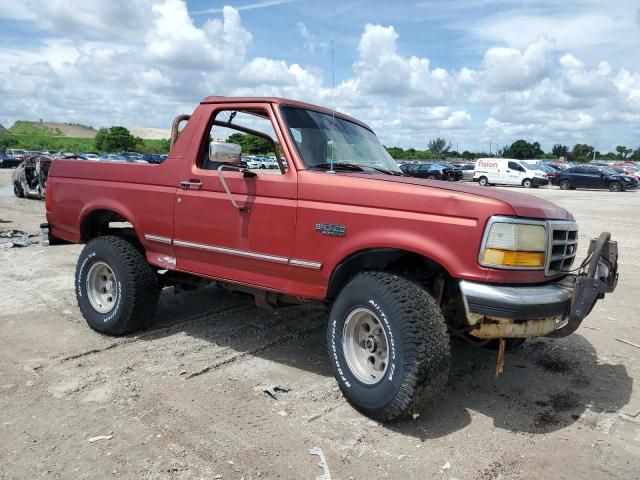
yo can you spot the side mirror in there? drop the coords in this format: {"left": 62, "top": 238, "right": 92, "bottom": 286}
{"left": 209, "top": 141, "right": 241, "bottom": 166}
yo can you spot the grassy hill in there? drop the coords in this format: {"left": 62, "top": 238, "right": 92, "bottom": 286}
{"left": 1, "top": 120, "right": 167, "bottom": 153}
{"left": 0, "top": 134, "right": 168, "bottom": 153}
{"left": 9, "top": 120, "right": 97, "bottom": 138}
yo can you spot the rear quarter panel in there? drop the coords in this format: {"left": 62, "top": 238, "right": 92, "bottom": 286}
{"left": 46, "top": 158, "right": 182, "bottom": 266}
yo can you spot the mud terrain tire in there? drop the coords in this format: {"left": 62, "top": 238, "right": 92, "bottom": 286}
{"left": 75, "top": 235, "right": 158, "bottom": 336}
{"left": 327, "top": 272, "right": 451, "bottom": 421}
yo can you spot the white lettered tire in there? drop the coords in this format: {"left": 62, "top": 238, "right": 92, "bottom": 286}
{"left": 75, "top": 235, "right": 159, "bottom": 335}
{"left": 327, "top": 272, "right": 451, "bottom": 421}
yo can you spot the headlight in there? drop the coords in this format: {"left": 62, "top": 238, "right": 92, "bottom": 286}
{"left": 480, "top": 218, "right": 547, "bottom": 268}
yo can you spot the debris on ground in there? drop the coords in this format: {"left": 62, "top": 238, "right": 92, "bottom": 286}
{"left": 309, "top": 447, "right": 331, "bottom": 480}
{"left": 88, "top": 435, "right": 113, "bottom": 443}
{"left": 0, "top": 229, "right": 38, "bottom": 248}
{"left": 258, "top": 384, "right": 291, "bottom": 400}
{"left": 615, "top": 338, "right": 640, "bottom": 349}
{"left": 440, "top": 462, "right": 451, "bottom": 473}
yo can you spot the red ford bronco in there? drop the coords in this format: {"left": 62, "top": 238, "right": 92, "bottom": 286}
{"left": 43, "top": 97, "right": 618, "bottom": 420}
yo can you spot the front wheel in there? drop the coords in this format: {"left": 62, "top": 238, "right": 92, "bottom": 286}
{"left": 559, "top": 179, "right": 572, "bottom": 190}
{"left": 522, "top": 178, "right": 533, "bottom": 188}
{"left": 75, "top": 235, "right": 159, "bottom": 336}
{"left": 327, "top": 272, "right": 451, "bottom": 421}
{"left": 13, "top": 182, "right": 24, "bottom": 198}
{"left": 609, "top": 181, "right": 622, "bottom": 192}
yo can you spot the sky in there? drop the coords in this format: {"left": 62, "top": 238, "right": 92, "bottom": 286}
{"left": 0, "top": 0, "right": 638, "bottom": 153}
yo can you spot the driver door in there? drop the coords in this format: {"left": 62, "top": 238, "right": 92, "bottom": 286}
{"left": 171, "top": 103, "right": 298, "bottom": 291}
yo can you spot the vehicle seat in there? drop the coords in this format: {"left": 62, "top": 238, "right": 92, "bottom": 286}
{"left": 299, "top": 129, "right": 327, "bottom": 167}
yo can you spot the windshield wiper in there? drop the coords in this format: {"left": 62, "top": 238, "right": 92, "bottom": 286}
{"left": 311, "top": 162, "right": 405, "bottom": 176}
{"left": 365, "top": 166, "right": 406, "bottom": 176}
{"left": 311, "top": 162, "right": 364, "bottom": 171}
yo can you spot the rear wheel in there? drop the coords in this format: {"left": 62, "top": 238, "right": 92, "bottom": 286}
{"left": 478, "top": 176, "right": 489, "bottom": 186}
{"left": 609, "top": 181, "right": 622, "bottom": 192}
{"left": 75, "top": 235, "right": 159, "bottom": 336}
{"left": 559, "top": 179, "right": 572, "bottom": 190}
{"left": 327, "top": 272, "right": 451, "bottom": 421}
{"left": 522, "top": 178, "right": 533, "bottom": 188}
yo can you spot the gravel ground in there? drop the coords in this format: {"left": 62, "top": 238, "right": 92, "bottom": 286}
{"left": 1, "top": 169, "right": 639, "bottom": 480}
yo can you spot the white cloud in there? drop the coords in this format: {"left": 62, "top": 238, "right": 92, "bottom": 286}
{"left": 353, "top": 24, "right": 453, "bottom": 104}
{"left": 0, "top": 1, "right": 639, "bottom": 152}
{"left": 297, "top": 23, "right": 329, "bottom": 54}
{"left": 193, "top": 0, "right": 298, "bottom": 14}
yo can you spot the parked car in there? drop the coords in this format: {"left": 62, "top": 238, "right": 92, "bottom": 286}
{"left": 80, "top": 152, "right": 101, "bottom": 160}
{"left": 456, "top": 163, "right": 475, "bottom": 181}
{"left": 43, "top": 96, "right": 618, "bottom": 422}
{"left": 6, "top": 149, "right": 27, "bottom": 160}
{"left": 553, "top": 165, "right": 639, "bottom": 191}
{"left": 142, "top": 153, "right": 166, "bottom": 164}
{"left": 242, "top": 156, "right": 262, "bottom": 169}
{"left": 546, "top": 162, "right": 570, "bottom": 172}
{"left": 399, "top": 162, "right": 463, "bottom": 181}
{"left": 532, "top": 163, "right": 558, "bottom": 182}
{"left": 258, "top": 156, "right": 279, "bottom": 169}
{"left": 611, "top": 166, "right": 640, "bottom": 181}
{"left": 473, "top": 158, "right": 548, "bottom": 188}
{"left": 0, "top": 151, "right": 22, "bottom": 168}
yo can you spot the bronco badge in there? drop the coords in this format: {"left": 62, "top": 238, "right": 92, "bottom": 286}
{"left": 315, "top": 223, "right": 347, "bottom": 237}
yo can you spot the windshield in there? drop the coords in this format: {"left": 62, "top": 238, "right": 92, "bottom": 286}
{"left": 601, "top": 167, "right": 619, "bottom": 175}
{"left": 281, "top": 106, "right": 402, "bottom": 173}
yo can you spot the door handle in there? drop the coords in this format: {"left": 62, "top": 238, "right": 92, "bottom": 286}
{"left": 180, "top": 179, "right": 202, "bottom": 190}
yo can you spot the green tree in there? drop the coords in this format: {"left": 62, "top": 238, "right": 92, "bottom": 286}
{"left": 94, "top": 126, "right": 137, "bottom": 152}
{"left": 571, "top": 143, "right": 593, "bottom": 162}
{"left": 615, "top": 145, "right": 632, "bottom": 158}
{"left": 226, "top": 133, "right": 272, "bottom": 155}
{"left": 0, "top": 135, "right": 19, "bottom": 149}
{"left": 157, "top": 139, "right": 170, "bottom": 153}
{"left": 505, "top": 139, "right": 543, "bottom": 159}
{"left": 427, "top": 137, "right": 452, "bottom": 155}
{"left": 552, "top": 144, "right": 568, "bottom": 158}
{"left": 631, "top": 147, "right": 640, "bottom": 161}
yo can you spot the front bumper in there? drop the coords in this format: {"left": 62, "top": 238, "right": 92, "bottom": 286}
{"left": 460, "top": 233, "right": 618, "bottom": 339}
{"left": 532, "top": 177, "right": 549, "bottom": 187}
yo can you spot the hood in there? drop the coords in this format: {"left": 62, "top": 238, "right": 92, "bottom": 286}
{"left": 347, "top": 173, "right": 573, "bottom": 221}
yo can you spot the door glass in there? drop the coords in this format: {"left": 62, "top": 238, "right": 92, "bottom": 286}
{"left": 199, "top": 109, "right": 286, "bottom": 174}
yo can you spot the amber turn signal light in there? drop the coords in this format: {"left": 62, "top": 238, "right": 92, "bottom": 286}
{"left": 482, "top": 248, "right": 545, "bottom": 267}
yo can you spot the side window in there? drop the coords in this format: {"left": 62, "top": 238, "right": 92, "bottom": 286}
{"left": 508, "top": 161, "right": 522, "bottom": 171}
{"left": 199, "top": 109, "right": 285, "bottom": 174}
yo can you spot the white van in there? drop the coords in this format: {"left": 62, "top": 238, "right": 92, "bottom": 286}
{"left": 473, "top": 158, "right": 549, "bottom": 188}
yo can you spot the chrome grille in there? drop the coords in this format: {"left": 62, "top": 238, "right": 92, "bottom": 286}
{"left": 546, "top": 221, "right": 578, "bottom": 275}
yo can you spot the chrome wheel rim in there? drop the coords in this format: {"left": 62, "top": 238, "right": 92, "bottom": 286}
{"left": 86, "top": 261, "right": 118, "bottom": 314}
{"left": 342, "top": 307, "right": 389, "bottom": 385}
{"left": 611, "top": 182, "right": 621, "bottom": 192}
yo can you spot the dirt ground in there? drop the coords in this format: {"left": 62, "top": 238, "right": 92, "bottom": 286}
{"left": 1, "top": 168, "right": 639, "bottom": 480}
